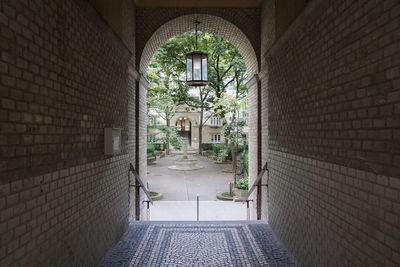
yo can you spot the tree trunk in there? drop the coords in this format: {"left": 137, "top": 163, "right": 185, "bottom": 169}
{"left": 232, "top": 76, "right": 240, "bottom": 182}
{"left": 198, "top": 108, "right": 203, "bottom": 155}
{"left": 231, "top": 142, "right": 237, "bottom": 184}
{"left": 166, "top": 119, "right": 170, "bottom": 155}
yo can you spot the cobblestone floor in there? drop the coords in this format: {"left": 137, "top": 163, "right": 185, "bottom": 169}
{"left": 100, "top": 221, "right": 296, "bottom": 267}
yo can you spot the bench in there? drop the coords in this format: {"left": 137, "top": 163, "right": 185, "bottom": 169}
{"left": 155, "top": 151, "right": 165, "bottom": 158}
{"left": 147, "top": 154, "right": 156, "bottom": 164}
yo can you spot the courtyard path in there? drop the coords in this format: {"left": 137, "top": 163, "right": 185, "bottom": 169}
{"left": 146, "top": 154, "right": 250, "bottom": 221}
{"left": 147, "top": 154, "right": 235, "bottom": 201}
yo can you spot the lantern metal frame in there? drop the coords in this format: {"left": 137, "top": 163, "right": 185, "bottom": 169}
{"left": 186, "top": 20, "right": 208, "bottom": 87}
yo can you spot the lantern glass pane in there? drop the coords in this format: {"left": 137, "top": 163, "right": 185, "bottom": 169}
{"left": 202, "top": 55, "right": 207, "bottom": 81}
{"left": 186, "top": 56, "right": 192, "bottom": 81}
{"left": 193, "top": 54, "right": 201, "bottom": 80}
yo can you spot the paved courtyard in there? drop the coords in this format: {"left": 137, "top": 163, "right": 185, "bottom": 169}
{"left": 146, "top": 154, "right": 250, "bottom": 221}
{"left": 147, "top": 154, "right": 235, "bottom": 201}
{"left": 100, "top": 221, "right": 296, "bottom": 267}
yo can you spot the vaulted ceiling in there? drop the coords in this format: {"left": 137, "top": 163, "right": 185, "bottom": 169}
{"left": 134, "top": 0, "right": 263, "bottom": 8}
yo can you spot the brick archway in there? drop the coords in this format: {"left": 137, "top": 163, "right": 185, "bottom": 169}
{"left": 138, "top": 14, "right": 259, "bottom": 77}
{"left": 137, "top": 13, "right": 262, "bottom": 221}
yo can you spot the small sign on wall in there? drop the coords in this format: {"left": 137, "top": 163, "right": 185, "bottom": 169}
{"left": 104, "top": 128, "right": 122, "bottom": 155}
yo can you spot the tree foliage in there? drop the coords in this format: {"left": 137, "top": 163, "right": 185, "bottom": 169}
{"left": 147, "top": 31, "right": 247, "bottom": 155}
{"left": 153, "top": 125, "right": 183, "bottom": 150}
{"left": 148, "top": 31, "right": 247, "bottom": 118}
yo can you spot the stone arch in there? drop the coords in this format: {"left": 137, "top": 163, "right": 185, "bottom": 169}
{"left": 138, "top": 14, "right": 259, "bottom": 77}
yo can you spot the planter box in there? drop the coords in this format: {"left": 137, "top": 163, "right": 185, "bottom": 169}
{"left": 233, "top": 188, "right": 248, "bottom": 198}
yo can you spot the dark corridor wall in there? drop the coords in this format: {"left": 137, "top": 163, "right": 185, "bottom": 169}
{"left": 0, "top": 0, "right": 137, "bottom": 265}
{"left": 261, "top": 0, "right": 400, "bottom": 266}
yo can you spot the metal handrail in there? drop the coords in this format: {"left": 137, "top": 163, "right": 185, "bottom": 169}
{"left": 243, "top": 161, "right": 268, "bottom": 203}
{"left": 129, "top": 163, "right": 153, "bottom": 205}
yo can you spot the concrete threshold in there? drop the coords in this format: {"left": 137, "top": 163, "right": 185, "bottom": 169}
{"left": 148, "top": 201, "right": 249, "bottom": 221}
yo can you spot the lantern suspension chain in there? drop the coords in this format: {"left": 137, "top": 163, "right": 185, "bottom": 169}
{"left": 195, "top": 20, "right": 200, "bottom": 50}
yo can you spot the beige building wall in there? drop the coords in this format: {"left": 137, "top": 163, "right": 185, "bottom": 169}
{"left": 169, "top": 112, "right": 225, "bottom": 149}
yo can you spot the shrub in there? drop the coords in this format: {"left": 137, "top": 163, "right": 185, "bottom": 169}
{"left": 226, "top": 146, "right": 232, "bottom": 160}
{"left": 243, "top": 150, "right": 248, "bottom": 174}
{"left": 203, "top": 143, "right": 248, "bottom": 162}
{"left": 235, "top": 177, "right": 248, "bottom": 190}
{"left": 239, "top": 144, "right": 248, "bottom": 153}
{"left": 212, "top": 143, "right": 225, "bottom": 154}
{"left": 201, "top": 143, "right": 214, "bottom": 151}
{"left": 152, "top": 143, "right": 166, "bottom": 151}
{"left": 216, "top": 148, "right": 229, "bottom": 162}
{"left": 147, "top": 144, "right": 155, "bottom": 155}
{"left": 227, "top": 144, "right": 248, "bottom": 160}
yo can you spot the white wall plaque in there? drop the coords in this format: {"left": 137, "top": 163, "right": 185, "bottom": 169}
{"left": 104, "top": 128, "right": 122, "bottom": 155}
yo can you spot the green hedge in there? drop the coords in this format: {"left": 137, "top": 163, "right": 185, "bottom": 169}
{"left": 152, "top": 143, "right": 166, "bottom": 151}
{"left": 243, "top": 150, "right": 248, "bottom": 174}
{"left": 202, "top": 143, "right": 248, "bottom": 160}
{"left": 147, "top": 144, "right": 155, "bottom": 155}
{"left": 201, "top": 143, "right": 214, "bottom": 151}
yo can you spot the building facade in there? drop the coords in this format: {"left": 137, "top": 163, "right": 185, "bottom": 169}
{"left": 148, "top": 105, "right": 248, "bottom": 149}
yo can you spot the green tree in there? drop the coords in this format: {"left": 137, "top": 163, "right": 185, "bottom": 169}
{"left": 147, "top": 48, "right": 184, "bottom": 154}
{"left": 215, "top": 58, "right": 248, "bottom": 182}
{"left": 147, "top": 31, "right": 247, "bottom": 153}
{"left": 154, "top": 125, "right": 183, "bottom": 151}
{"left": 184, "top": 85, "right": 215, "bottom": 154}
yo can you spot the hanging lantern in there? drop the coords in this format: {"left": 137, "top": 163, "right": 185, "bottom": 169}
{"left": 186, "top": 21, "right": 208, "bottom": 86}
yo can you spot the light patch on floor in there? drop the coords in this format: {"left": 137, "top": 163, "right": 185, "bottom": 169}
{"left": 148, "top": 201, "right": 249, "bottom": 221}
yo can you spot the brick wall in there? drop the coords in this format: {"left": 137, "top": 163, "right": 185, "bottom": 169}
{"left": 275, "top": 0, "right": 307, "bottom": 39}
{"left": 260, "top": 69, "right": 270, "bottom": 222}
{"left": 0, "top": 0, "right": 137, "bottom": 265}
{"left": 260, "top": 0, "right": 276, "bottom": 66}
{"left": 261, "top": 0, "right": 400, "bottom": 265}
{"left": 136, "top": 10, "right": 260, "bottom": 77}
{"left": 247, "top": 75, "right": 259, "bottom": 220}
{"left": 138, "top": 76, "right": 148, "bottom": 220}
{"left": 260, "top": 0, "right": 276, "bottom": 221}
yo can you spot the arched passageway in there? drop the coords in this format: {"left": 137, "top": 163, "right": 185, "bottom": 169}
{"left": 0, "top": 0, "right": 399, "bottom": 266}
{"left": 138, "top": 14, "right": 262, "bottom": 221}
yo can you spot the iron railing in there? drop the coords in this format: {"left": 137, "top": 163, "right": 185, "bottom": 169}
{"left": 243, "top": 161, "right": 269, "bottom": 220}
{"left": 128, "top": 163, "right": 153, "bottom": 220}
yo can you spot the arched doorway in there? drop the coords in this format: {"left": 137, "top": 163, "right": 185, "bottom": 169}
{"left": 175, "top": 117, "right": 192, "bottom": 146}
{"left": 137, "top": 14, "right": 261, "bottom": 221}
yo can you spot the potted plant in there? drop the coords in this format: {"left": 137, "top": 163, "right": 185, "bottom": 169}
{"left": 233, "top": 177, "right": 248, "bottom": 198}
{"left": 216, "top": 149, "right": 228, "bottom": 163}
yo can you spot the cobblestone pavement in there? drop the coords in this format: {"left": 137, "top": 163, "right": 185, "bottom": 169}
{"left": 100, "top": 221, "right": 296, "bottom": 267}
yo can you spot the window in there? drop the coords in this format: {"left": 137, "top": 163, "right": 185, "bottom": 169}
{"left": 147, "top": 135, "right": 156, "bottom": 143}
{"left": 241, "top": 112, "right": 248, "bottom": 125}
{"left": 210, "top": 116, "right": 221, "bottom": 126}
{"left": 211, "top": 134, "right": 221, "bottom": 143}
{"left": 148, "top": 117, "right": 155, "bottom": 125}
